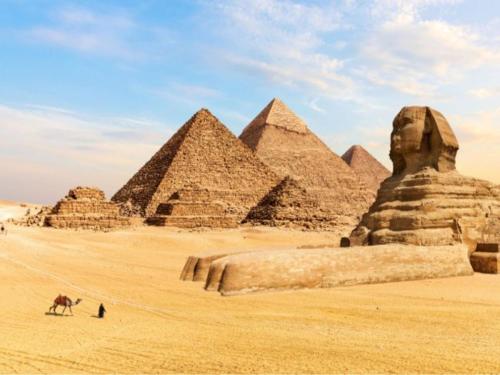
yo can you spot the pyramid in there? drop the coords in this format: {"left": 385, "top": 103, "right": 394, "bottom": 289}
{"left": 239, "top": 98, "right": 372, "bottom": 227}
{"left": 341, "top": 145, "right": 391, "bottom": 194}
{"left": 244, "top": 176, "right": 338, "bottom": 229}
{"left": 112, "top": 109, "right": 280, "bottom": 226}
{"left": 45, "top": 187, "right": 130, "bottom": 230}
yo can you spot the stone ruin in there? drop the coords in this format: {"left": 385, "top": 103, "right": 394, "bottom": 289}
{"left": 112, "top": 109, "right": 280, "bottom": 228}
{"left": 243, "top": 176, "right": 338, "bottom": 230}
{"left": 44, "top": 187, "right": 131, "bottom": 230}
{"left": 341, "top": 145, "right": 391, "bottom": 195}
{"left": 239, "top": 98, "right": 373, "bottom": 230}
{"left": 9, "top": 205, "right": 52, "bottom": 227}
{"left": 109, "top": 101, "right": 390, "bottom": 230}
{"left": 349, "top": 106, "right": 500, "bottom": 272}
{"left": 179, "top": 105, "right": 499, "bottom": 296}
{"left": 181, "top": 244, "right": 472, "bottom": 296}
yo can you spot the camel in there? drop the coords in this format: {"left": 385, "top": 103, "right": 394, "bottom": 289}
{"left": 48, "top": 295, "right": 82, "bottom": 315}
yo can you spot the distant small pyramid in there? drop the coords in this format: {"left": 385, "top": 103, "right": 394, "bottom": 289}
{"left": 341, "top": 145, "right": 390, "bottom": 194}
{"left": 240, "top": 98, "right": 372, "bottom": 227}
{"left": 112, "top": 109, "right": 279, "bottom": 224}
{"left": 244, "top": 176, "right": 337, "bottom": 229}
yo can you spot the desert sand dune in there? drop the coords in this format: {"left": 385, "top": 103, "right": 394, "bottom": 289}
{"left": 0, "top": 225, "right": 500, "bottom": 373}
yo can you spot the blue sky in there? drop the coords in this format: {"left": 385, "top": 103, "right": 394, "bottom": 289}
{"left": 1, "top": 0, "right": 499, "bottom": 203}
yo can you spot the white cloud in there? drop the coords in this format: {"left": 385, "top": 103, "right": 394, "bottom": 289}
{"left": 210, "top": 0, "right": 357, "bottom": 100}
{"left": 469, "top": 87, "right": 500, "bottom": 99}
{"left": 357, "top": 0, "right": 500, "bottom": 98}
{"left": 447, "top": 108, "right": 500, "bottom": 183}
{"left": 24, "top": 6, "right": 172, "bottom": 61}
{"left": 0, "top": 104, "right": 172, "bottom": 203}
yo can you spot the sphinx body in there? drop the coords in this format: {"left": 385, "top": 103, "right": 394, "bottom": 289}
{"left": 350, "top": 106, "right": 500, "bottom": 251}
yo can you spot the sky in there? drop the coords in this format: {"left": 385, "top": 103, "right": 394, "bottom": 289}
{"left": 1, "top": 0, "right": 499, "bottom": 204}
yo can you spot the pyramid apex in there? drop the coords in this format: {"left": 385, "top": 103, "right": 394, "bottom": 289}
{"left": 243, "top": 98, "right": 309, "bottom": 135}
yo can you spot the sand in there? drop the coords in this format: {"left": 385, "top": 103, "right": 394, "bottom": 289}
{"left": 0, "top": 200, "right": 37, "bottom": 222}
{"left": 0, "top": 223, "right": 500, "bottom": 373}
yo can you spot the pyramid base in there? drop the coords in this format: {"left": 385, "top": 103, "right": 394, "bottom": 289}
{"left": 146, "top": 215, "right": 239, "bottom": 229}
{"left": 45, "top": 214, "right": 131, "bottom": 230}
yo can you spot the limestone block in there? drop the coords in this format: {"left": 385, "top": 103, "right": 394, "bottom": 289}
{"left": 470, "top": 252, "right": 500, "bottom": 273}
{"left": 179, "top": 254, "right": 229, "bottom": 281}
{"left": 204, "top": 244, "right": 473, "bottom": 296}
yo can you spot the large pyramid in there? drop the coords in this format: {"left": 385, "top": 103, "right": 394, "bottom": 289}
{"left": 112, "top": 109, "right": 280, "bottom": 226}
{"left": 239, "top": 98, "right": 372, "bottom": 227}
{"left": 342, "top": 145, "right": 390, "bottom": 194}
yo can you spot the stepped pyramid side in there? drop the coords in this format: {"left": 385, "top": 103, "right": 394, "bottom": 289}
{"left": 240, "top": 98, "right": 372, "bottom": 226}
{"left": 113, "top": 109, "right": 280, "bottom": 222}
{"left": 46, "top": 187, "right": 131, "bottom": 230}
{"left": 244, "top": 176, "right": 339, "bottom": 229}
{"left": 112, "top": 117, "right": 193, "bottom": 215}
{"left": 342, "top": 145, "right": 391, "bottom": 194}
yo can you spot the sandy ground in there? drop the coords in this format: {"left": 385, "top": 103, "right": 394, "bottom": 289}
{"left": 0, "top": 200, "right": 40, "bottom": 222}
{"left": 0, "top": 222, "right": 500, "bottom": 373}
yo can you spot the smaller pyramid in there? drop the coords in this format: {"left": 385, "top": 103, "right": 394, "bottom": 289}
{"left": 244, "top": 176, "right": 338, "bottom": 229}
{"left": 341, "top": 145, "right": 390, "bottom": 194}
{"left": 45, "top": 187, "right": 130, "bottom": 230}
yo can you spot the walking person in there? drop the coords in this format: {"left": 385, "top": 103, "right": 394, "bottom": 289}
{"left": 98, "top": 303, "right": 106, "bottom": 318}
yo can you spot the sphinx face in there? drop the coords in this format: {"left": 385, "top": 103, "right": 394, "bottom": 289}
{"left": 391, "top": 108, "right": 426, "bottom": 156}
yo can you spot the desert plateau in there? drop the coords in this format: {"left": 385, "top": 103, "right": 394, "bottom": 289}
{"left": 1, "top": 215, "right": 500, "bottom": 373}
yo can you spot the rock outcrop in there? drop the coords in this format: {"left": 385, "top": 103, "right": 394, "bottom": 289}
{"left": 341, "top": 145, "right": 391, "bottom": 195}
{"left": 112, "top": 109, "right": 280, "bottom": 227}
{"left": 203, "top": 244, "right": 472, "bottom": 296}
{"left": 45, "top": 187, "right": 131, "bottom": 230}
{"left": 239, "top": 98, "right": 371, "bottom": 229}
{"left": 350, "top": 106, "right": 500, "bottom": 252}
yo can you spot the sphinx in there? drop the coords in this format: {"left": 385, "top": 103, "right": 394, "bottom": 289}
{"left": 350, "top": 106, "right": 500, "bottom": 251}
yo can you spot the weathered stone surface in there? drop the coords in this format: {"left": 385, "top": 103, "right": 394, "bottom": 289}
{"left": 350, "top": 107, "right": 500, "bottom": 252}
{"left": 45, "top": 187, "right": 130, "bottom": 230}
{"left": 341, "top": 145, "right": 391, "bottom": 195}
{"left": 113, "top": 109, "right": 280, "bottom": 228}
{"left": 179, "top": 253, "right": 230, "bottom": 281}
{"left": 390, "top": 106, "right": 459, "bottom": 175}
{"left": 10, "top": 205, "right": 52, "bottom": 227}
{"left": 470, "top": 251, "right": 500, "bottom": 273}
{"left": 204, "top": 244, "right": 473, "bottom": 296}
{"left": 244, "top": 176, "right": 339, "bottom": 230}
{"left": 240, "top": 98, "right": 371, "bottom": 229}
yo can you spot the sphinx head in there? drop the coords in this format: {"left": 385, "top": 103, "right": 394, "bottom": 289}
{"left": 390, "top": 106, "right": 459, "bottom": 175}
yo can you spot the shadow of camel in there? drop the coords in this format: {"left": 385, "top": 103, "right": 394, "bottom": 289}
{"left": 45, "top": 312, "right": 72, "bottom": 317}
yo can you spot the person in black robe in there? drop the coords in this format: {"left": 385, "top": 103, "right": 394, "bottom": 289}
{"left": 98, "top": 303, "right": 106, "bottom": 318}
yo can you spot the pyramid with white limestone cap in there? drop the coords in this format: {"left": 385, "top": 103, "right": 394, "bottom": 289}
{"left": 240, "top": 98, "right": 372, "bottom": 228}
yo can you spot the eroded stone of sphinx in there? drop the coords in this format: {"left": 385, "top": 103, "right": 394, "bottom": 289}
{"left": 350, "top": 106, "right": 500, "bottom": 252}
{"left": 45, "top": 187, "right": 131, "bottom": 230}
{"left": 204, "top": 245, "right": 473, "bottom": 296}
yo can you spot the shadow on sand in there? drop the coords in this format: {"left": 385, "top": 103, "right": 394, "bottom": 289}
{"left": 45, "top": 312, "right": 72, "bottom": 317}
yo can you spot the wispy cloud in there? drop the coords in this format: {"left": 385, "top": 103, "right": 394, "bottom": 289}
{"left": 0, "top": 104, "right": 172, "bottom": 202}
{"left": 358, "top": 0, "right": 500, "bottom": 98}
{"left": 24, "top": 5, "right": 172, "bottom": 61}
{"left": 208, "top": 0, "right": 357, "bottom": 100}
{"left": 469, "top": 87, "right": 500, "bottom": 99}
